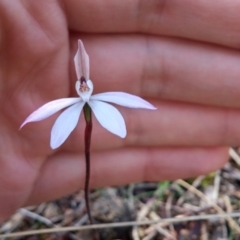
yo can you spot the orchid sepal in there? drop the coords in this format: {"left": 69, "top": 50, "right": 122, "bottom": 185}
{"left": 74, "top": 40, "right": 90, "bottom": 80}
{"left": 88, "top": 100, "right": 126, "bottom": 138}
{"left": 91, "top": 92, "right": 156, "bottom": 109}
{"left": 50, "top": 102, "right": 85, "bottom": 149}
{"left": 20, "top": 98, "right": 80, "bottom": 129}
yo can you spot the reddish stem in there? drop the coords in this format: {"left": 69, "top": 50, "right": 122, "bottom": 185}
{"left": 84, "top": 104, "right": 93, "bottom": 224}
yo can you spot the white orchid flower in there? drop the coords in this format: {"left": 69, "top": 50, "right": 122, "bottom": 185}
{"left": 20, "top": 40, "right": 156, "bottom": 149}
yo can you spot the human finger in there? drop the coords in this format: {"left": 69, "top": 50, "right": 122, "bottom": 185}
{"left": 26, "top": 146, "right": 228, "bottom": 205}
{"left": 65, "top": 0, "right": 240, "bottom": 48}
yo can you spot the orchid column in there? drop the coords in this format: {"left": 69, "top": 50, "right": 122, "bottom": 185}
{"left": 21, "top": 40, "right": 156, "bottom": 224}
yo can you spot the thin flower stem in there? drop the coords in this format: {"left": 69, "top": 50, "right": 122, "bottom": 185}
{"left": 83, "top": 103, "right": 93, "bottom": 224}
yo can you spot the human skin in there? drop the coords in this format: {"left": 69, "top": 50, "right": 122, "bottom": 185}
{"left": 0, "top": 0, "right": 239, "bottom": 222}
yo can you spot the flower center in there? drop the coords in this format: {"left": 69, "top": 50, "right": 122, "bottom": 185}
{"left": 79, "top": 77, "right": 90, "bottom": 92}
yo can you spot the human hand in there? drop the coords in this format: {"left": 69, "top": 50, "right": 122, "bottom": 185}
{"left": 0, "top": 0, "right": 237, "bottom": 221}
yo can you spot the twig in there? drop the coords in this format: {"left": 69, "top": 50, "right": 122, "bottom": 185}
{"left": 212, "top": 170, "right": 221, "bottom": 201}
{"left": 74, "top": 214, "right": 88, "bottom": 226}
{"left": 223, "top": 195, "right": 233, "bottom": 215}
{"left": 142, "top": 230, "right": 156, "bottom": 240}
{"left": 132, "top": 227, "right": 141, "bottom": 240}
{"left": 1, "top": 213, "right": 240, "bottom": 239}
{"left": 19, "top": 209, "right": 82, "bottom": 240}
{"left": 19, "top": 208, "right": 54, "bottom": 227}
{"left": 176, "top": 179, "right": 240, "bottom": 233}
{"left": 182, "top": 203, "right": 201, "bottom": 211}
{"left": 137, "top": 200, "right": 155, "bottom": 221}
{"left": 149, "top": 211, "right": 176, "bottom": 240}
{"left": 0, "top": 212, "right": 24, "bottom": 233}
{"left": 132, "top": 200, "right": 155, "bottom": 240}
{"left": 201, "top": 222, "right": 208, "bottom": 240}
{"left": 127, "top": 184, "right": 135, "bottom": 206}
{"left": 166, "top": 194, "right": 175, "bottom": 234}
{"left": 177, "top": 176, "right": 204, "bottom": 205}
{"left": 229, "top": 148, "right": 240, "bottom": 165}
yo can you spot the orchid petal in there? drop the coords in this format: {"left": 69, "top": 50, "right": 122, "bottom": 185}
{"left": 91, "top": 92, "right": 156, "bottom": 109}
{"left": 74, "top": 40, "right": 90, "bottom": 80}
{"left": 88, "top": 100, "right": 126, "bottom": 138}
{"left": 20, "top": 98, "right": 81, "bottom": 129}
{"left": 50, "top": 102, "right": 85, "bottom": 149}
{"left": 75, "top": 80, "right": 93, "bottom": 102}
